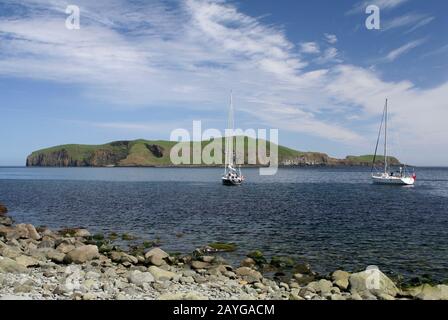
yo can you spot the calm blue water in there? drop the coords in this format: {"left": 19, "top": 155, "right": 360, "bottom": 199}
{"left": 1, "top": 167, "right": 448, "bottom": 281}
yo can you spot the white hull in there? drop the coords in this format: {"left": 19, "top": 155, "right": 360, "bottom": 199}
{"left": 222, "top": 177, "right": 243, "bottom": 186}
{"left": 371, "top": 175, "right": 415, "bottom": 185}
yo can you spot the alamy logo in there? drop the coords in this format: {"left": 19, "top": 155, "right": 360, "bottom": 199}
{"left": 65, "top": 5, "right": 80, "bottom": 30}
{"left": 365, "top": 5, "right": 380, "bottom": 30}
{"left": 365, "top": 265, "right": 381, "bottom": 290}
{"left": 170, "top": 121, "right": 279, "bottom": 175}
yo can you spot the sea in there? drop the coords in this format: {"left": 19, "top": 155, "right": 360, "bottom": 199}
{"left": 1, "top": 166, "right": 447, "bottom": 281}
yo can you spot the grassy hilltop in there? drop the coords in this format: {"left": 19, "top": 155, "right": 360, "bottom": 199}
{"left": 26, "top": 138, "right": 400, "bottom": 167}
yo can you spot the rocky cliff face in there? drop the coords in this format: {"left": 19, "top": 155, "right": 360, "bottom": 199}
{"left": 26, "top": 149, "right": 128, "bottom": 167}
{"left": 90, "top": 149, "right": 129, "bottom": 166}
{"left": 279, "top": 153, "right": 330, "bottom": 166}
{"left": 146, "top": 144, "right": 164, "bottom": 158}
{"left": 26, "top": 149, "right": 81, "bottom": 167}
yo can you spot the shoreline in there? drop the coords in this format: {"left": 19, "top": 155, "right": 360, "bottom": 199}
{"left": 7, "top": 165, "right": 448, "bottom": 169}
{"left": 1, "top": 204, "right": 447, "bottom": 300}
{"left": 6, "top": 166, "right": 448, "bottom": 169}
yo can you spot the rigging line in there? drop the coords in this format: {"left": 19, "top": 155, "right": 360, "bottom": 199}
{"left": 388, "top": 113, "right": 410, "bottom": 175}
{"left": 372, "top": 99, "right": 387, "bottom": 174}
{"left": 384, "top": 98, "right": 388, "bottom": 173}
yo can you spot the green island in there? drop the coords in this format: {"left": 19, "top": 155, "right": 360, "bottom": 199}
{"left": 26, "top": 138, "right": 400, "bottom": 167}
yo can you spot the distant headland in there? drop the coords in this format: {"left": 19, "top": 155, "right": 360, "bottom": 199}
{"left": 25, "top": 138, "right": 400, "bottom": 168}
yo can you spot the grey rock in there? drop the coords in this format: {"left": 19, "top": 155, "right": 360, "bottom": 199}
{"left": 279, "top": 282, "right": 289, "bottom": 290}
{"left": 201, "top": 256, "right": 215, "bottom": 263}
{"left": 254, "top": 282, "right": 266, "bottom": 290}
{"left": 38, "top": 236, "right": 56, "bottom": 249}
{"left": 0, "top": 216, "right": 13, "bottom": 226}
{"left": 182, "top": 269, "right": 197, "bottom": 277}
{"left": 144, "top": 248, "right": 169, "bottom": 266}
{"left": 73, "top": 229, "right": 91, "bottom": 238}
{"left": 358, "top": 290, "right": 378, "bottom": 300}
{"left": 235, "top": 267, "right": 262, "bottom": 284}
{"left": 64, "top": 245, "right": 99, "bottom": 264}
{"left": 238, "top": 293, "right": 257, "bottom": 300}
{"left": 193, "top": 275, "right": 207, "bottom": 284}
{"left": 0, "top": 226, "right": 19, "bottom": 240}
{"left": 53, "top": 284, "right": 72, "bottom": 295}
{"left": 349, "top": 290, "right": 363, "bottom": 300}
{"left": 82, "top": 292, "right": 96, "bottom": 300}
{"left": 377, "top": 293, "right": 395, "bottom": 300}
{"left": 290, "top": 291, "right": 305, "bottom": 300}
{"left": 332, "top": 270, "right": 350, "bottom": 290}
{"left": 85, "top": 271, "right": 101, "bottom": 279}
{"left": 331, "top": 293, "right": 347, "bottom": 300}
{"left": 294, "top": 262, "right": 313, "bottom": 275}
{"left": 349, "top": 267, "right": 399, "bottom": 298}
{"left": 19, "top": 224, "right": 41, "bottom": 240}
{"left": 110, "top": 251, "right": 138, "bottom": 265}
{"left": 191, "top": 260, "right": 211, "bottom": 270}
{"left": 82, "top": 279, "right": 99, "bottom": 291}
{"left": 158, "top": 292, "right": 208, "bottom": 300}
{"left": 127, "top": 270, "right": 155, "bottom": 288}
{"left": 289, "top": 281, "right": 300, "bottom": 289}
{"left": 0, "top": 245, "right": 22, "bottom": 259}
{"left": 208, "top": 265, "right": 225, "bottom": 276}
{"left": 306, "top": 279, "right": 333, "bottom": 295}
{"left": 148, "top": 266, "right": 177, "bottom": 281}
{"left": 13, "top": 284, "right": 33, "bottom": 294}
{"left": 292, "top": 273, "right": 315, "bottom": 285}
{"left": 46, "top": 249, "right": 66, "bottom": 263}
{"left": 56, "top": 243, "right": 76, "bottom": 254}
{"left": 223, "top": 271, "right": 236, "bottom": 279}
{"left": 0, "top": 295, "right": 32, "bottom": 300}
{"left": 14, "top": 255, "right": 40, "bottom": 268}
{"left": 0, "top": 256, "right": 28, "bottom": 273}
{"left": 152, "top": 280, "right": 171, "bottom": 291}
{"left": 241, "top": 258, "right": 256, "bottom": 268}
{"left": 406, "top": 284, "right": 448, "bottom": 300}
{"left": 180, "top": 276, "right": 195, "bottom": 284}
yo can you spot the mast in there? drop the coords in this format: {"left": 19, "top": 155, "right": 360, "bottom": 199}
{"left": 371, "top": 100, "right": 386, "bottom": 174}
{"left": 225, "top": 91, "right": 234, "bottom": 173}
{"left": 230, "top": 92, "right": 234, "bottom": 168}
{"left": 384, "top": 99, "right": 388, "bottom": 173}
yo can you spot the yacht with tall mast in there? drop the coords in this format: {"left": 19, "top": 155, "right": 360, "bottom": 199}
{"left": 371, "top": 99, "right": 416, "bottom": 185}
{"left": 222, "top": 92, "right": 244, "bottom": 186}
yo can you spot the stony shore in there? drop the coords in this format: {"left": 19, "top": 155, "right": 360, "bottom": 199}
{"left": 1, "top": 203, "right": 447, "bottom": 300}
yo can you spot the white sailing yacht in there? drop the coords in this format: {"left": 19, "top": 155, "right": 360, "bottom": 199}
{"left": 371, "top": 99, "right": 416, "bottom": 185}
{"left": 222, "top": 92, "right": 244, "bottom": 186}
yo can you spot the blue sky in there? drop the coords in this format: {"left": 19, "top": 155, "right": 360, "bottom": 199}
{"left": 0, "top": 0, "right": 447, "bottom": 166}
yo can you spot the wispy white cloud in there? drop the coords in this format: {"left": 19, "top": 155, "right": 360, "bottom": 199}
{"left": 299, "top": 42, "right": 320, "bottom": 54}
{"left": 383, "top": 13, "right": 435, "bottom": 32}
{"left": 324, "top": 33, "right": 337, "bottom": 44}
{"left": 406, "top": 16, "right": 435, "bottom": 33}
{"left": 315, "top": 47, "right": 342, "bottom": 64}
{"left": 84, "top": 120, "right": 192, "bottom": 134}
{"left": 421, "top": 44, "right": 448, "bottom": 58}
{"left": 383, "top": 39, "right": 426, "bottom": 62}
{"left": 346, "top": 0, "right": 409, "bottom": 15}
